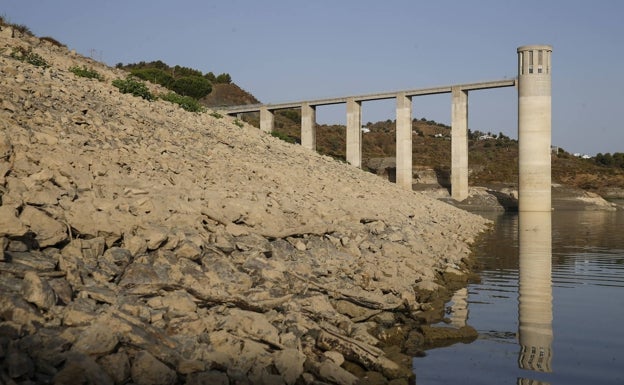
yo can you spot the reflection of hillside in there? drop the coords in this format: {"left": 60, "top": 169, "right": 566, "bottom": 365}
{"left": 470, "top": 213, "right": 519, "bottom": 271}
{"left": 552, "top": 211, "right": 624, "bottom": 251}
{"left": 471, "top": 211, "right": 624, "bottom": 274}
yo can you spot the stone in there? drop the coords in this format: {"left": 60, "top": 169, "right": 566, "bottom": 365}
{"left": 98, "top": 351, "right": 131, "bottom": 385}
{"left": 72, "top": 320, "right": 120, "bottom": 356}
{"left": 174, "top": 241, "right": 201, "bottom": 260}
{"left": 159, "top": 290, "right": 197, "bottom": 316}
{"left": 5, "top": 343, "right": 35, "bottom": 379}
{"left": 0, "top": 237, "right": 6, "bottom": 261}
{"left": 0, "top": 205, "right": 28, "bottom": 237}
{"left": 323, "top": 350, "right": 345, "bottom": 366}
{"left": 140, "top": 226, "right": 169, "bottom": 250}
{"left": 316, "top": 360, "right": 358, "bottom": 385}
{"left": 185, "top": 371, "right": 229, "bottom": 385}
{"left": 273, "top": 348, "right": 306, "bottom": 385}
{"left": 48, "top": 278, "right": 73, "bottom": 305}
{"left": 21, "top": 271, "right": 57, "bottom": 310}
{"left": 130, "top": 350, "right": 177, "bottom": 385}
{"left": 62, "top": 298, "right": 97, "bottom": 326}
{"left": 19, "top": 205, "right": 67, "bottom": 247}
{"left": 53, "top": 352, "right": 114, "bottom": 385}
{"left": 219, "top": 309, "right": 281, "bottom": 348}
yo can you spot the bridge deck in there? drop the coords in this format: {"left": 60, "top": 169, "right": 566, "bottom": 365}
{"left": 222, "top": 79, "right": 516, "bottom": 114}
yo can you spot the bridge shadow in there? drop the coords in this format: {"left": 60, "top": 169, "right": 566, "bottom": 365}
{"left": 485, "top": 188, "right": 519, "bottom": 211}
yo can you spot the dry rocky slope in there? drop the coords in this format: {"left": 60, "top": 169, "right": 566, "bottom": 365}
{"left": 0, "top": 26, "right": 490, "bottom": 385}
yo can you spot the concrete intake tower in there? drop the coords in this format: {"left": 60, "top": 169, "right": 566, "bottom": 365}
{"left": 517, "top": 45, "right": 553, "bottom": 212}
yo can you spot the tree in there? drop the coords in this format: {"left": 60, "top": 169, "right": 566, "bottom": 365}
{"left": 170, "top": 76, "right": 212, "bottom": 99}
{"left": 215, "top": 73, "right": 232, "bottom": 84}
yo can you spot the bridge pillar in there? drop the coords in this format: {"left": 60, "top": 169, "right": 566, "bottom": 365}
{"left": 517, "top": 45, "right": 552, "bottom": 212}
{"left": 259, "top": 107, "right": 274, "bottom": 133}
{"left": 301, "top": 103, "right": 316, "bottom": 151}
{"left": 395, "top": 92, "right": 413, "bottom": 189}
{"left": 346, "top": 98, "right": 362, "bottom": 168}
{"left": 451, "top": 87, "right": 469, "bottom": 201}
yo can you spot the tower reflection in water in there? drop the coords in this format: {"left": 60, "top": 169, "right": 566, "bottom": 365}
{"left": 518, "top": 211, "right": 553, "bottom": 380}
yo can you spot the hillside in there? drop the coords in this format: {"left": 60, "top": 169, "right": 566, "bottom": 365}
{"left": 0, "top": 23, "right": 491, "bottom": 384}
{"left": 247, "top": 111, "right": 624, "bottom": 198}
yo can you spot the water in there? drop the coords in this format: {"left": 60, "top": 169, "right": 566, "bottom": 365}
{"left": 414, "top": 210, "right": 624, "bottom": 385}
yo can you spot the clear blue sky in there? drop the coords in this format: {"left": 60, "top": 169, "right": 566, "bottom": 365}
{"left": 4, "top": 0, "right": 623, "bottom": 155}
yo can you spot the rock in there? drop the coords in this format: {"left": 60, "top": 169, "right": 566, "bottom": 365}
{"left": 71, "top": 320, "right": 119, "bottom": 356}
{"left": 48, "top": 278, "right": 73, "bottom": 305}
{"left": 323, "top": 350, "right": 345, "bottom": 366}
{"left": 0, "top": 206, "right": 28, "bottom": 237}
{"left": 21, "top": 270, "right": 57, "bottom": 310}
{"left": 185, "top": 371, "right": 229, "bottom": 385}
{"left": 173, "top": 241, "right": 201, "bottom": 260}
{"left": 62, "top": 298, "right": 97, "bottom": 326}
{"left": 140, "top": 226, "right": 169, "bottom": 250}
{"left": 130, "top": 350, "right": 177, "bottom": 385}
{"left": 53, "top": 352, "right": 114, "bottom": 385}
{"left": 0, "top": 237, "right": 6, "bottom": 261}
{"left": 5, "top": 343, "right": 34, "bottom": 379}
{"left": 315, "top": 360, "right": 358, "bottom": 385}
{"left": 98, "top": 351, "right": 131, "bottom": 385}
{"left": 273, "top": 348, "right": 306, "bottom": 385}
{"left": 219, "top": 309, "right": 281, "bottom": 348}
{"left": 19, "top": 205, "right": 67, "bottom": 247}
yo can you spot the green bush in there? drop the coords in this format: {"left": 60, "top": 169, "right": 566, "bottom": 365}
{"left": 209, "top": 111, "right": 223, "bottom": 119}
{"left": 112, "top": 76, "right": 154, "bottom": 100}
{"left": 170, "top": 76, "right": 212, "bottom": 99}
{"left": 131, "top": 68, "right": 173, "bottom": 87}
{"left": 160, "top": 92, "right": 204, "bottom": 112}
{"left": 271, "top": 131, "right": 296, "bottom": 143}
{"left": 234, "top": 119, "right": 244, "bottom": 128}
{"left": 10, "top": 46, "right": 49, "bottom": 68}
{"left": 69, "top": 65, "right": 104, "bottom": 81}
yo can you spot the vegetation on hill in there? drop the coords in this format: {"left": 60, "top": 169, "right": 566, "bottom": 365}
{"left": 116, "top": 60, "right": 233, "bottom": 100}
{"left": 241, "top": 112, "right": 624, "bottom": 195}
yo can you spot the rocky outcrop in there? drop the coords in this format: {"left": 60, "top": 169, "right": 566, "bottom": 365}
{"left": 0, "top": 26, "right": 490, "bottom": 384}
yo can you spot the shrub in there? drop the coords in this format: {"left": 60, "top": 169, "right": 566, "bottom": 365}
{"left": 69, "top": 65, "right": 104, "bottom": 81}
{"left": 11, "top": 24, "right": 32, "bottom": 36}
{"left": 10, "top": 46, "right": 49, "bottom": 68}
{"left": 234, "top": 119, "right": 244, "bottom": 128}
{"left": 160, "top": 92, "right": 204, "bottom": 112}
{"left": 112, "top": 76, "right": 154, "bottom": 100}
{"left": 209, "top": 111, "right": 223, "bottom": 119}
{"left": 271, "top": 131, "right": 296, "bottom": 143}
{"left": 169, "top": 76, "right": 212, "bottom": 99}
{"left": 215, "top": 73, "right": 232, "bottom": 84}
{"left": 131, "top": 68, "right": 173, "bottom": 87}
{"left": 40, "top": 36, "right": 66, "bottom": 47}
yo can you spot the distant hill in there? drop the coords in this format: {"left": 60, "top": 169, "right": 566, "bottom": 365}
{"left": 200, "top": 83, "right": 259, "bottom": 107}
{"left": 114, "top": 50, "right": 624, "bottom": 198}
{"left": 240, "top": 111, "right": 624, "bottom": 198}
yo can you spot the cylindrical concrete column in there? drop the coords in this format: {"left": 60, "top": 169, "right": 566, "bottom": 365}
{"left": 518, "top": 210, "right": 553, "bottom": 372}
{"left": 518, "top": 45, "right": 552, "bottom": 212}
{"left": 346, "top": 98, "right": 362, "bottom": 168}
{"left": 259, "top": 107, "right": 274, "bottom": 133}
{"left": 301, "top": 103, "right": 316, "bottom": 151}
{"left": 395, "top": 92, "right": 413, "bottom": 190}
{"left": 451, "top": 87, "right": 469, "bottom": 201}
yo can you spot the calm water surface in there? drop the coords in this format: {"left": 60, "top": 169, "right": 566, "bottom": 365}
{"left": 414, "top": 210, "right": 624, "bottom": 385}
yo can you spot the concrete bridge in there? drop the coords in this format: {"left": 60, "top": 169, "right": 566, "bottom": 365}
{"left": 224, "top": 45, "right": 552, "bottom": 211}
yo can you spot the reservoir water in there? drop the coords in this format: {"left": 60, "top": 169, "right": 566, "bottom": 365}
{"left": 414, "top": 209, "right": 624, "bottom": 384}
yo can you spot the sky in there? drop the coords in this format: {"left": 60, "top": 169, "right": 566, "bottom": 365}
{"left": 3, "top": 0, "right": 623, "bottom": 155}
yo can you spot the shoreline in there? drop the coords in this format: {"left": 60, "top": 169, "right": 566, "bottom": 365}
{"left": 1, "top": 27, "right": 490, "bottom": 385}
